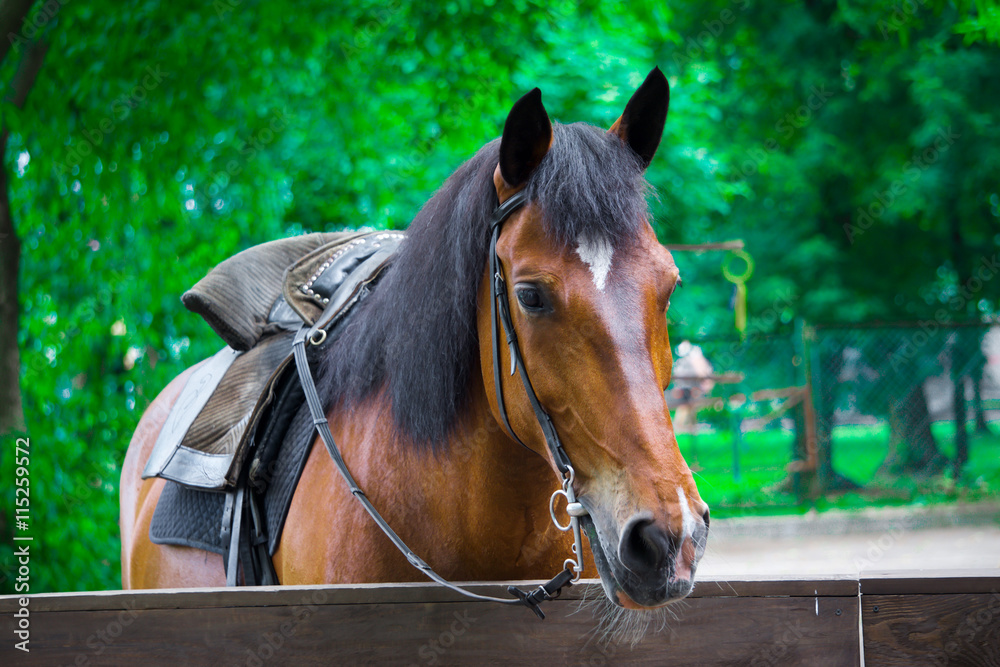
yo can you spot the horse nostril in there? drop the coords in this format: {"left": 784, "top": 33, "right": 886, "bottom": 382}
{"left": 619, "top": 517, "right": 670, "bottom": 575}
{"left": 702, "top": 507, "right": 711, "bottom": 529}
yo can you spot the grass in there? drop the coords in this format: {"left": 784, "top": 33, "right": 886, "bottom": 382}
{"left": 678, "top": 421, "right": 1000, "bottom": 519}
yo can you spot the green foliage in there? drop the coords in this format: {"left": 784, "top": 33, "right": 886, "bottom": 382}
{"left": 1, "top": 0, "right": 999, "bottom": 592}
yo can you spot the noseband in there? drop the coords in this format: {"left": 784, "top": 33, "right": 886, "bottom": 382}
{"left": 292, "top": 191, "right": 586, "bottom": 619}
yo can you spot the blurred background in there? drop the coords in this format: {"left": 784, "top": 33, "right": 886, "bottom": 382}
{"left": 1, "top": 0, "right": 998, "bottom": 592}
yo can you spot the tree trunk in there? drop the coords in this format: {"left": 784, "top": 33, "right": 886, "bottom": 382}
{"left": 952, "top": 371, "right": 969, "bottom": 476}
{"left": 949, "top": 329, "right": 983, "bottom": 474}
{"left": 0, "top": 0, "right": 38, "bottom": 66}
{"left": 0, "top": 132, "right": 24, "bottom": 435}
{"left": 972, "top": 361, "right": 989, "bottom": 434}
{"left": 0, "top": 37, "right": 49, "bottom": 435}
{"left": 879, "top": 383, "right": 947, "bottom": 476}
{"left": 814, "top": 341, "right": 860, "bottom": 492}
{"left": 945, "top": 178, "right": 974, "bottom": 475}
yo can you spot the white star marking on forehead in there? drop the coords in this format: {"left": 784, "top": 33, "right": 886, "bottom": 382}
{"left": 575, "top": 234, "right": 613, "bottom": 291}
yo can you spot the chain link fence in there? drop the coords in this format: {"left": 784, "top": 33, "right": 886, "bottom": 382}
{"left": 673, "top": 321, "right": 999, "bottom": 509}
{"left": 668, "top": 333, "right": 808, "bottom": 505}
{"left": 809, "top": 322, "right": 998, "bottom": 486}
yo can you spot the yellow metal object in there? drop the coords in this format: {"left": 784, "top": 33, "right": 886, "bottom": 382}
{"left": 722, "top": 249, "right": 754, "bottom": 339}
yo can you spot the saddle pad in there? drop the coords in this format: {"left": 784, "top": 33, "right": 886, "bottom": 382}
{"left": 148, "top": 481, "right": 226, "bottom": 555}
{"left": 150, "top": 393, "right": 317, "bottom": 557}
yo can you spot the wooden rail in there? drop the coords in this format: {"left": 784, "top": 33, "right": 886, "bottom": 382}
{"left": 1, "top": 571, "right": 996, "bottom": 665}
{"left": 665, "top": 240, "right": 745, "bottom": 252}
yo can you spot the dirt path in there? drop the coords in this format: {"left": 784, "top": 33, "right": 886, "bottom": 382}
{"left": 698, "top": 504, "right": 1000, "bottom": 576}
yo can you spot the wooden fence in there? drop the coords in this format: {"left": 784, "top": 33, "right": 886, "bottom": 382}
{"left": 1, "top": 570, "right": 997, "bottom": 665}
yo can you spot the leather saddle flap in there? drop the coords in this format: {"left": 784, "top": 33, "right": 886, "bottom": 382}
{"left": 141, "top": 333, "right": 294, "bottom": 489}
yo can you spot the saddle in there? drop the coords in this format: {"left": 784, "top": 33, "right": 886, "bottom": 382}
{"left": 144, "top": 229, "right": 405, "bottom": 584}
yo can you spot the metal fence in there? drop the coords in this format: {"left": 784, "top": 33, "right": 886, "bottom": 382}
{"left": 668, "top": 333, "right": 808, "bottom": 501}
{"left": 808, "top": 322, "right": 997, "bottom": 485}
{"left": 672, "top": 321, "right": 998, "bottom": 507}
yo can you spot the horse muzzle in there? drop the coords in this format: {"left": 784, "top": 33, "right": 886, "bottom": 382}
{"left": 581, "top": 503, "right": 709, "bottom": 609}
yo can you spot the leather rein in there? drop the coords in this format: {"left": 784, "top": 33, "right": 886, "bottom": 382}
{"left": 292, "top": 189, "right": 587, "bottom": 619}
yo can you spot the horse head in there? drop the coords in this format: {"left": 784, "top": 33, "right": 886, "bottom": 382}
{"left": 479, "top": 68, "right": 709, "bottom": 610}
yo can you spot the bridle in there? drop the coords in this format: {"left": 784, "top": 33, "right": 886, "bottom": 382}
{"left": 292, "top": 189, "right": 587, "bottom": 619}
{"left": 488, "top": 190, "right": 588, "bottom": 578}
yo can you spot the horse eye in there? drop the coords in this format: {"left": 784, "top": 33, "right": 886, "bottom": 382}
{"left": 515, "top": 286, "right": 544, "bottom": 311}
{"left": 665, "top": 277, "right": 682, "bottom": 311}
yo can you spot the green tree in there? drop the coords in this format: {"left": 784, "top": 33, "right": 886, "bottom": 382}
{"left": 2, "top": 0, "right": 998, "bottom": 592}
{"left": 665, "top": 0, "right": 1000, "bottom": 483}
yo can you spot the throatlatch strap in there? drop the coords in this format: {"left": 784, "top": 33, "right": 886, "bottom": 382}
{"left": 292, "top": 326, "right": 571, "bottom": 614}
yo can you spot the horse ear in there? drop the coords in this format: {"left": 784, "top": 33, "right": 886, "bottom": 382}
{"left": 608, "top": 67, "right": 669, "bottom": 169}
{"left": 498, "top": 88, "right": 552, "bottom": 189}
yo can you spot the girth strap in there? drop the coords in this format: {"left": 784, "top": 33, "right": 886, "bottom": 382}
{"left": 221, "top": 468, "right": 278, "bottom": 587}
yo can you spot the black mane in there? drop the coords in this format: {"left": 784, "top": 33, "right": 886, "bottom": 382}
{"left": 317, "top": 122, "right": 650, "bottom": 445}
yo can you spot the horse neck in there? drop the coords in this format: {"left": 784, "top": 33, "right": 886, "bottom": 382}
{"left": 422, "top": 379, "right": 565, "bottom": 574}
{"left": 322, "top": 378, "right": 560, "bottom": 578}
{"left": 327, "top": 360, "right": 556, "bottom": 496}
{"left": 450, "top": 378, "right": 558, "bottom": 504}
{"left": 319, "top": 269, "right": 564, "bottom": 575}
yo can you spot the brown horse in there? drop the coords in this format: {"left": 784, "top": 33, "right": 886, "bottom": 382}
{"left": 120, "top": 68, "right": 709, "bottom": 615}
